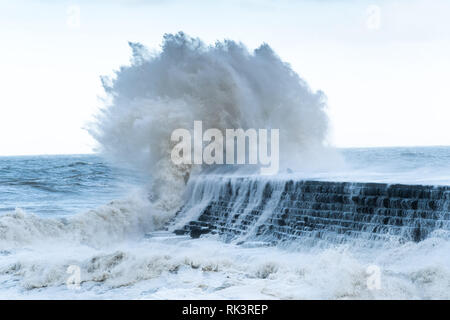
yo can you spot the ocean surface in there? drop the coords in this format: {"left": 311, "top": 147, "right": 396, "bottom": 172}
{"left": 0, "top": 146, "right": 449, "bottom": 299}
{"left": 0, "top": 154, "right": 143, "bottom": 217}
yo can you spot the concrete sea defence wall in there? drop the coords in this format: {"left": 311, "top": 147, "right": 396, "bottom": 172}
{"left": 173, "top": 177, "right": 450, "bottom": 245}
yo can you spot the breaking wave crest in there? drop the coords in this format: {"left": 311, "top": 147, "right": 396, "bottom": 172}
{"left": 0, "top": 189, "right": 168, "bottom": 250}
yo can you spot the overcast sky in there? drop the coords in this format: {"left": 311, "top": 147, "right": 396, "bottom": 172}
{"left": 0, "top": 0, "right": 449, "bottom": 155}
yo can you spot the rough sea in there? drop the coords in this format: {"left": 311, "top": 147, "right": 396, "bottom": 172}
{"left": 0, "top": 147, "right": 449, "bottom": 299}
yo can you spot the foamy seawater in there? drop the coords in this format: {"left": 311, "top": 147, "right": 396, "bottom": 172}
{"left": 0, "top": 147, "right": 449, "bottom": 299}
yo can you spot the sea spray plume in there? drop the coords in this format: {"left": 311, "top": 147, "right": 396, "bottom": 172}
{"left": 90, "top": 32, "right": 334, "bottom": 211}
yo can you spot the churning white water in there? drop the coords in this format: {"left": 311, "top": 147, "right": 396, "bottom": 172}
{"left": 0, "top": 151, "right": 449, "bottom": 299}
{"left": 1, "top": 205, "right": 449, "bottom": 299}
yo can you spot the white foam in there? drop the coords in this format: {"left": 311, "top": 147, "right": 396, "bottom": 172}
{"left": 1, "top": 233, "right": 449, "bottom": 299}
{"left": 0, "top": 189, "right": 170, "bottom": 250}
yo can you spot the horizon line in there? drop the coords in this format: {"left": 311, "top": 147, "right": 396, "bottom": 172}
{"left": 1, "top": 144, "right": 450, "bottom": 157}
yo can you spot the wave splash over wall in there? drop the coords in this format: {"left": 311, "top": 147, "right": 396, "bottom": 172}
{"left": 90, "top": 32, "right": 337, "bottom": 212}
{"left": 172, "top": 176, "right": 450, "bottom": 247}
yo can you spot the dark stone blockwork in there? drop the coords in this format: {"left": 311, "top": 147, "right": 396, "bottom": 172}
{"left": 173, "top": 178, "right": 450, "bottom": 244}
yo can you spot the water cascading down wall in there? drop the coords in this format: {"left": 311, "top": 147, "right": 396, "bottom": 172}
{"left": 171, "top": 176, "right": 450, "bottom": 246}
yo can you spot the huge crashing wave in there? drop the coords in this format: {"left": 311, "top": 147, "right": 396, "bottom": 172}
{"left": 89, "top": 32, "right": 340, "bottom": 212}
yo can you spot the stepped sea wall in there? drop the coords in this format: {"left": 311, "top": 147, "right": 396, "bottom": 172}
{"left": 171, "top": 176, "right": 450, "bottom": 246}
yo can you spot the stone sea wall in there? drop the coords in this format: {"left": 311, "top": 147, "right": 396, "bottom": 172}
{"left": 173, "top": 177, "right": 450, "bottom": 245}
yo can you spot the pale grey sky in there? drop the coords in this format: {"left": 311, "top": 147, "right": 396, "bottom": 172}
{"left": 0, "top": 0, "right": 449, "bottom": 155}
